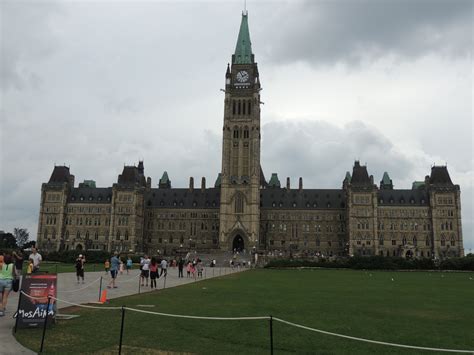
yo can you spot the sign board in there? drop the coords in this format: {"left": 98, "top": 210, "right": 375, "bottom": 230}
{"left": 17, "top": 274, "right": 57, "bottom": 328}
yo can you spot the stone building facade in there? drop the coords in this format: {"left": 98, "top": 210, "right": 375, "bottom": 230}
{"left": 37, "top": 12, "right": 464, "bottom": 259}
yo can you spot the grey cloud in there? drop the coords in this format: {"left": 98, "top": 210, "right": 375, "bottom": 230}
{"left": 259, "top": 0, "right": 472, "bottom": 65}
{"left": 261, "top": 120, "right": 416, "bottom": 188}
{"left": 0, "top": 1, "right": 61, "bottom": 91}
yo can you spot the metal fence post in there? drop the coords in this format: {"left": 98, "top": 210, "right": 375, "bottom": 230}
{"left": 39, "top": 296, "right": 51, "bottom": 353}
{"left": 98, "top": 276, "right": 103, "bottom": 302}
{"left": 269, "top": 315, "right": 274, "bottom": 355}
{"left": 14, "top": 291, "right": 23, "bottom": 333}
{"left": 119, "top": 306, "right": 126, "bottom": 355}
{"left": 138, "top": 275, "right": 141, "bottom": 294}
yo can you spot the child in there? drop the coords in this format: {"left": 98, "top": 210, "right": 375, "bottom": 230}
{"left": 186, "top": 261, "right": 191, "bottom": 278}
{"left": 26, "top": 258, "right": 34, "bottom": 274}
{"left": 197, "top": 262, "right": 203, "bottom": 278}
{"left": 104, "top": 259, "right": 110, "bottom": 274}
{"left": 119, "top": 260, "right": 124, "bottom": 275}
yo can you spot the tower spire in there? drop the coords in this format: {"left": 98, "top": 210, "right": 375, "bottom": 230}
{"left": 233, "top": 12, "right": 253, "bottom": 64}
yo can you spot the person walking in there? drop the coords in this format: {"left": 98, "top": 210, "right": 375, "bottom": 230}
{"left": 126, "top": 257, "right": 133, "bottom": 274}
{"left": 107, "top": 252, "right": 120, "bottom": 289}
{"left": 149, "top": 257, "right": 159, "bottom": 289}
{"left": 178, "top": 258, "right": 184, "bottom": 278}
{"left": 0, "top": 253, "right": 14, "bottom": 317}
{"left": 141, "top": 255, "right": 150, "bottom": 287}
{"left": 75, "top": 254, "right": 86, "bottom": 284}
{"left": 29, "top": 247, "right": 42, "bottom": 273}
{"left": 160, "top": 258, "right": 168, "bottom": 277}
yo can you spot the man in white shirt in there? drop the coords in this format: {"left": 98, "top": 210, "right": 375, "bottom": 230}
{"left": 160, "top": 259, "right": 168, "bottom": 277}
{"left": 29, "top": 247, "right": 42, "bottom": 273}
{"left": 140, "top": 255, "right": 150, "bottom": 287}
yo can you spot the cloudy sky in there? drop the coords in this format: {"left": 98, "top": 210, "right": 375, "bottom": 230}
{"left": 1, "top": 0, "right": 472, "bottom": 251}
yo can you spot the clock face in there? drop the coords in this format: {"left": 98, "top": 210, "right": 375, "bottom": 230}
{"left": 236, "top": 70, "right": 249, "bottom": 83}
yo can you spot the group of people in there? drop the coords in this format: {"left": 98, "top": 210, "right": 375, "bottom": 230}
{"left": 139, "top": 255, "right": 168, "bottom": 289}
{"left": 0, "top": 247, "right": 42, "bottom": 317}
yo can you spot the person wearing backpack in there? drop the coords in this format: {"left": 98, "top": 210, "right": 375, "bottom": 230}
{"left": 0, "top": 253, "right": 14, "bottom": 317}
{"left": 75, "top": 254, "right": 85, "bottom": 284}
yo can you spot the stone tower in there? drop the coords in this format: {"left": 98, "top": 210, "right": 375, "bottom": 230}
{"left": 219, "top": 12, "right": 262, "bottom": 251}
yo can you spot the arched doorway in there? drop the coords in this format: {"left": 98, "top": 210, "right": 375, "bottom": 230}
{"left": 232, "top": 235, "right": 245, "bottom": 252}
{"left": 76, "top": 244, "right": 83, "bottom": 251}
{"left": 405, "top": 250, "right": 413, "bottom": 259}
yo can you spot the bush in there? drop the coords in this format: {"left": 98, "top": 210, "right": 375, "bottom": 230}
{"left": 265, "top": 255, "right": 474, "bottom": 271}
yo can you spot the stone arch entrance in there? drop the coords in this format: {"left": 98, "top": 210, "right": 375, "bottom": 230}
{"left": 405, "top": 250, "right": 413, "bottom": 259}
{"left": 232, "top": 235, "right": 245, "bottom": 252}
{"left": 76, "top": 244, "right": 83, "bottom": 251}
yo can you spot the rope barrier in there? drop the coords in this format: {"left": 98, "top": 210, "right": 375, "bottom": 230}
{"left": 124, "top": 306, "right": 270, "bottom": 321}
{"left": 18, "top": 291, "right": 473, "bottom": 353}
{"left": 119, "top": 273, "right": 141, "bottom": 283}
{"left": 272, "top": 317, "right": 474, "bottom": 354}
{"left": 20, "top": 291, "right": 121, "bottom": 310}
{"left": 59, "top": 277, "right": 101, "bottom": 293}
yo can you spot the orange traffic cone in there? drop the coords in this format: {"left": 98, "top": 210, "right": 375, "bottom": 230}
{"left": 100, "top": 290, "right": 107, "bottom": 303}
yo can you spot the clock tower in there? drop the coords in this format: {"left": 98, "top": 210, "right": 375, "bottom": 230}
{"left": 219, "top": 11, "right": 262, "bottom": 252}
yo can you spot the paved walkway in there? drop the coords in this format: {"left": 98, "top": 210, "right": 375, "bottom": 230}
{"left": 0, "top": 266, "right": 245, "bottom": 354}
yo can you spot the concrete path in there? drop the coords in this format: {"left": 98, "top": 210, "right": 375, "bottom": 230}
{"left": 0, "top": 266, "right": 245, "bottom": 355}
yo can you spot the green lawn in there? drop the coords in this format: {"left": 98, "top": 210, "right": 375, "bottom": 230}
{"left": 23, "top": 262, "right": 112, "bottom": 274}
{"left": 15, "top": 269, "right": 474, "bottom": 354}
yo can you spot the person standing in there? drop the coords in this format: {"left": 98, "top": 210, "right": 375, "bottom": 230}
{"left": 75, "top": 254, "right": 85, "bottom": 284}
{"left": 160, "top": 258, "right": 168, "bottom": 277}
{"left": 141, "top": 255, "right": 150, "bottom": 287}
{"left": 178, "top": 258, "right": 184, "bottom": 278}
{"left": 149, "top": 257, "right": 159, "bottom": 289}
{"left": 29, "top": 247, "right": 42, "bottom": 273}
{"left": 26, "top": 259, "right": 34, "bottom": 274}
{"left": 0, "top": 254, "right": 14, "bottom": 317}
{"left": 107, "top": 252, "right": 120, "bottom": 289}
{"left": 126, "top": 257, "right": 133, "bottom": 274}
{"left": 104, "top": 259, "right": 110, "bottom": 274}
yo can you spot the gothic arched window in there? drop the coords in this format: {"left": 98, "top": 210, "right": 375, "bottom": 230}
{"left": 235, "top": 193, "right": 244, "bottom": 214}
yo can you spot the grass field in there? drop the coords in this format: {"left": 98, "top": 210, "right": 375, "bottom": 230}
{"left": 15, "top": 269, "right": 474, "bottom": 354}
{"left": 22, "top": 262, "right": 113, "bottom": 274}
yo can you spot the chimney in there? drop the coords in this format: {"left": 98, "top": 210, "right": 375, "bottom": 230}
{"left": 299, "top": 177, "right": 303, "bottom": 191}
{"left": 146, "top": 177, "right": 151, "bottom": 189}
{"left": 201, "top": 177, "right": 206, "bottom": 191}
{"left": 286, "top": 177, "right": 290, "bottom": 190}
{"left": 189, "top": 177, "right": 194, "bottom": 192}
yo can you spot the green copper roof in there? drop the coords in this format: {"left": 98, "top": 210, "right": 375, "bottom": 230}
{"left": 381, "top": 172, "right": 391, "bottom": 185}
{"left": 83, "top": 180, "right": 96, "bottom": 188}
{"left": 345, "top": 171, "right": 352, "bottom": 182}
{"left": 214, "top": 173, "right": 222, "bottom": 188}
{"left": 233, "top": 12, "right": 253, "bottom": 64}
{"left": 159, "top": 171, "right": 170, "bottom": 184}
{"left": 412, "top": 181, "right": 425, "bottom": 190}
{"left": 268, "top": 173, "right": 281, "bottom": 188}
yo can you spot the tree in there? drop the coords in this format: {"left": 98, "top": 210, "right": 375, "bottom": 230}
{"left": 0, "top": 232, "right": 18, "bottom": 249}
{"left": 14, "top": 228, "right": 29, "bottom": 248}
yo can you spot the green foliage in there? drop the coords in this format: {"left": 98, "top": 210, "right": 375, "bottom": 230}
{"left": 45, "top": 250, "right": 113, "bottom": 263}
{"left": 265, "top": 255, "right": 474, "bottom": 271}
{"left": 0, "top": 232, "right": 18, "bottom": 249}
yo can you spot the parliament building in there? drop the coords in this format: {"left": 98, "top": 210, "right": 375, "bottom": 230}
{"left": 36, "top": 13, "right": 464, "bottom": 259}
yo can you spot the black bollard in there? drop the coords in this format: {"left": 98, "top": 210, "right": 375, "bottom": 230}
{"left": 14, "top": 291, "right": 23, "bottom": 333}
{"left": 98, "top": 277, "right": 103, "bottom": 302}
{"left": 39, "top": 296, "right": 51, "bottom": 353}
{"left": 269, "top": 315, "right": 274, "bottom": 355}
{"left": 119, "top": 306, "right": 126, "bottom": 355}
